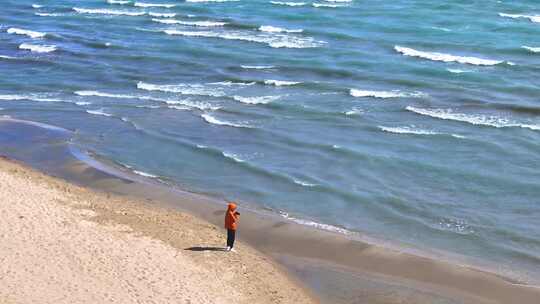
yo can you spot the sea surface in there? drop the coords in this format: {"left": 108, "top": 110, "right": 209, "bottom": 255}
{"left": 1, "top": 0, "right": 539, "bottom": 283}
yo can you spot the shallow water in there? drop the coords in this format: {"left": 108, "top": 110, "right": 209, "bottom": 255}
{"left": 1, "top": 0, "right": 539, "bottom": 283}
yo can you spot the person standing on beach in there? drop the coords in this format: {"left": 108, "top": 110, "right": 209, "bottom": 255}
{"left": 225, "top": 202, "right": 240, "bottom": 251}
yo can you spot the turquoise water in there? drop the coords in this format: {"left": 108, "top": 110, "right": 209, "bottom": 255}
{"left": 1, "top": 0, "right": 540, "bottom": 282}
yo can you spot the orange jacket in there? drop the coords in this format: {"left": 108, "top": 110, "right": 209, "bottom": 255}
{"left": 225, "top": 203, "right": 239, "bottom": 230}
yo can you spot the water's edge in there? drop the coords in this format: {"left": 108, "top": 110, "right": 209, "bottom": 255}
{"left": 1, "top": 118, "right": 538, "bottom": 304}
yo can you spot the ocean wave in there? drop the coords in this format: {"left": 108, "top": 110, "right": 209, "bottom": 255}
{"left": 107, "top": 0, "right": 131, "bottom": 4}
{"left": 344, "top": 107, "right": 363, "bottom": 115}
{"left": 186, "top": 0, "right": 239, "bottom": 2}
{"left": 148, "top": 12, "right": 176, "bottom": 17}
{"left": 19, "top": 43, "right": 57, "bottom": 53}
{"left": 379, "top": 126, "right": 439, "bottom": 135}
{"left": 75, "top": 90, "right": 137, "bottom": 99}
{"left": 233, "top": 95, "right": 280, "bottom": 104}
{"left": 406, "top": 106, "right": 540, "bottom": 131}
{"left": 164, "top": 100, "right": 221, "bottom": 111}
{"left": 0, "top": 94, "right": 61, "bottom": 102}
{"left": 167, "top": 105, "right": 191, "bottom": 110}
{"left": 201, "top": 113, "right": 251, "bottom": 128}
{"left": 279, "top": 211, "right": 350, "bottom": 234}
{"left": 32, "top": 4, "right": 43, "bottom": 8}
{"left": 241, "top": 65, "right": 275, "bottom": 69}
{"left": 86, "top": 109, "right": 113, "bottom": 117}
{"left": 431, "top": 26, "right": 451, "bottom": 32}
{"left": 522, "top": 46, "right": 540, "bottom": 53}
{"left": 312, "top": 3, "right": 345, "bottom": 8}
{"left": 7, "top": 28, "right": 46, "bottom": 39}
{"left": 264, "top": 79, "right": 300, "bottom": 86}
{"left": 137, "top": 81, "right": 225, "bottom": 97}
{"left": 394, "top": 46, "right": 503, "bottom": 66}
{"left": 75, "top": 101, "right": 92, "bottom": 106}
{"left": 293, "top": 179, "right": 317, "bottom": 187}
{"left": 259, "top": 25, "right": 303, "bottom": 33}
{"left": 323, "top": 0, "right": 351, "bottom": 2}
{"left": 35, "top": 12, "right": 62, "bottom": 17}
{"left": 350, "top": 89, "right": 425, "bottom": 98}
{"left": 135, "top": 105, "right": 160, "bottom": 109}
{"left": 73, "top": 7, "right": 146, "bottom": 16}
{"left": 499, "top": 13, "right": 540, "bottom": 23}
{"left": 134, "top": 2, "right": 175, "bottom": 8}
{"left": 222, "top": 152, "right": 245, "bottom": 162}
{"left": 207, "top": 81, "right": 255, "bottom": 86}
{"left": 163, "top": 29, "right": 324, "bottom": 48}
{"left": 133, "top": 170, "right": 158, "bottom": 178}
{"left": 0, "top": 55, "right": 16, "bottom": 60}
{"left": 270, "top": 1, "right": 306, "bottom": 6}
{"left": 447, "top": 68, "right": 471, "bottom": 74}
{"left": 152, "top": 18, "right": 227, "bottom": 26}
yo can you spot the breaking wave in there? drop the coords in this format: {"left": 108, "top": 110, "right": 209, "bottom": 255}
{"left": 7, "top": 28, "right": 46, "bottom": 38}
{"left": 522, "top": 46, "right": 540, "bottom": 53}
{"left": 264, "top": 79, "right": 301, "bottom": 86}
{"left": 406, "top": 106, "right": 540, "bottom": 131}
{"left": 134, "top": 2, "right": 175, "bottom": 8}
{"left": 107, "top": 0, "right": 131, "bottom": 4}
{"left": 201, "top": 113, "right": 252, "bottom": 128}
{"left": 312, "top": 3, "right": 346, "bottom": 8}
{"left": 163, "top": 29, "right": 324, "bottom": 48}
{"left": 499, "top": 13, "right": 540, "bottom": 23}
{"left": 148, "top": 12, "right": 176, "bottom": 17}
{"left": 233, "top": 95, "right": 280, "bottom": 104}
{"left": 73, "top": 7, "right": 146, "bottom": 16}
{"left": 241, "top": 65, "right": 275, "bottom": 69}
{"left": 350, "top": 89, "right": 425, "bottom": 99}
{"left": 137, "top": 81, "right": 225, "bottom": 97}
{"left": 259, "top": 25, "right": 303, "bottom": 33}
{"left": 86, "top": 109, "right": 114, "bottom": 117}
{"left": 19, "top": 43, "right": 57, "bottom": 53}
{"left": 270, "top": 1, "right": 306, "bottom": 6}
{"left": 153, "top": 18, "right": 227, "bottom": 26}
{"left": 75, "top": 90, "right": 137, "bottom": 99}
{"left": 394, "top": 46, "right": 503, "bottom": 66}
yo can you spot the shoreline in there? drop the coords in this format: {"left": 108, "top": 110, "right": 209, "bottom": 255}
{"left": 0, "top": 156, "right": 317, "bottom": 304}
{"left": 1, "top": 118, "right": 539, "bottom": 303}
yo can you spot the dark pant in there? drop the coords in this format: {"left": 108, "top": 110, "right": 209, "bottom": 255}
{"left": 227, "top": 229, "right": 236, "bottom": 248}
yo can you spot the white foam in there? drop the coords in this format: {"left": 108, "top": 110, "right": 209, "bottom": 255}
{"left": 293, "top": 179, "right": 317, "bottom": 187}
{"left": 73, "top": 7, "right": 146, "bottom": 16}
{"left": 233, "top": 95, "right": 280, "bottom": 104}
{"left": 279, "top": 212, "right": 350, "bottom": 235}
{"left": 86, "top": 109, "right": 113, "bottom": 117}
{"left": 35, "top": 12, "right": 61, "bottom": 17}
{"left": 523, "top": 46, "right": 540, "bottom": 53}
{"left": 208, "top": 81, "right": 255, "bottom": 86}
{"left": 137, "top": 81, "right": 225, "bottom": 97}
{"left": 7, "top": 28, "right": 46, "bottom": 38}
{"left": 75, "top": 101, "right": 92, "bottom": 106}
{"left": 0, "top": 94, "right": 61, "bottom": 102}
{"left": 201, "top": 113, "right": 251, "bottom": 128}
{"left": 107, "top": 0, "right": 131, "bottom": 4}
{"left": 264, "top": 79, "right": 300, "bottom": 86}
{"left": 259, "top": 25, "right": 303, "bottom": 33}
{"left": 167, "top": 105, "right": 191, "bottom": 110}
{"left": 447, "top": 68, "right": 471, "bottom": 74}
{"left": 223, "top": 152, "right": 245, "bottom": 162}
{"left": 32, "top": 4, "right": 43, "bottom": 8}
{"left": 312, "top": 3, "right": 345, "bottom": 7}
{"left": 270, "top": 1, "right": 306, "bottom": 6}
{"left": 379, "top": 126, "right": 439, "bottom": 135}
{"left": 75, "top": 90, "right": 137, "bottom": 99}
{"left": 0, "top": 55, "right": 16, "bottom": 60}
{"left": 499, "top": 13, "right": 540, "bottom": 23}
{"left": 431, "top": 26, "right": 451, "bottom": 32}
{"left": 133, "top": 170, "right": 158, "bottom": 178}
{"left": 241, "top": 65, "right": 275, "bottom": 69}
{"left": 134, "top": 2, "right": 175, "bottom": 8}
{"left": 394, "top": 46, "right": 503, "bottom": 66}
{"left": 186, "top": 0, "right": 239, "bottom": 2}
{"left": 163, "top": 29, "right": 324, "bottom": 48}
{"left": 350, "top": 89, "right": 425, "bottom": 99}
{"left": 164, "top": 99, "right": 221, "bottom": 111}
{"left": 344, "top": 107, "right": 363, "bottom": 116}
{"left": 148, "top": 12, "right": 176, "bottom": 17}
{"left": 406, "top": 106, "right": 540, "bottom": 131}
{"left": 153, "top": 18, "right": 227, "bottom": 26}
{"left": 19, "top": 43, "right": 57, "bottom": 53}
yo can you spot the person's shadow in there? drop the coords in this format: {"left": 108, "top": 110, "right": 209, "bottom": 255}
{"left": 185, "top": 246, "right": 228, "bottom": 252}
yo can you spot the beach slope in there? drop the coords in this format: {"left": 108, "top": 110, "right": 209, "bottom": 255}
{"left": 0, "top": 158, "right": 314, "bottom": 304}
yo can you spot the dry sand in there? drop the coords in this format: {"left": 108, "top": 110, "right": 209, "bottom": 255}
{"left": 0, "top": 157, "right": 316, "bottom": 304}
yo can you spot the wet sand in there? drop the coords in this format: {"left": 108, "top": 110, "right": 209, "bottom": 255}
{"left": 1, "top": 118, "right": 539, "bottom": 304}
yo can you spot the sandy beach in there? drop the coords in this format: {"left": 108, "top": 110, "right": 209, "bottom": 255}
{"left": 0, "top": 157, "right": 315, "bottom": 304}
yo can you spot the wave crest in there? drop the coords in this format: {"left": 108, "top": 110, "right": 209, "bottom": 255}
{"left": 7, "top": 28, "right": 46, "bottom": 38}
{"left": 394, "top": 46, "right": 503, "bottom": 66}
